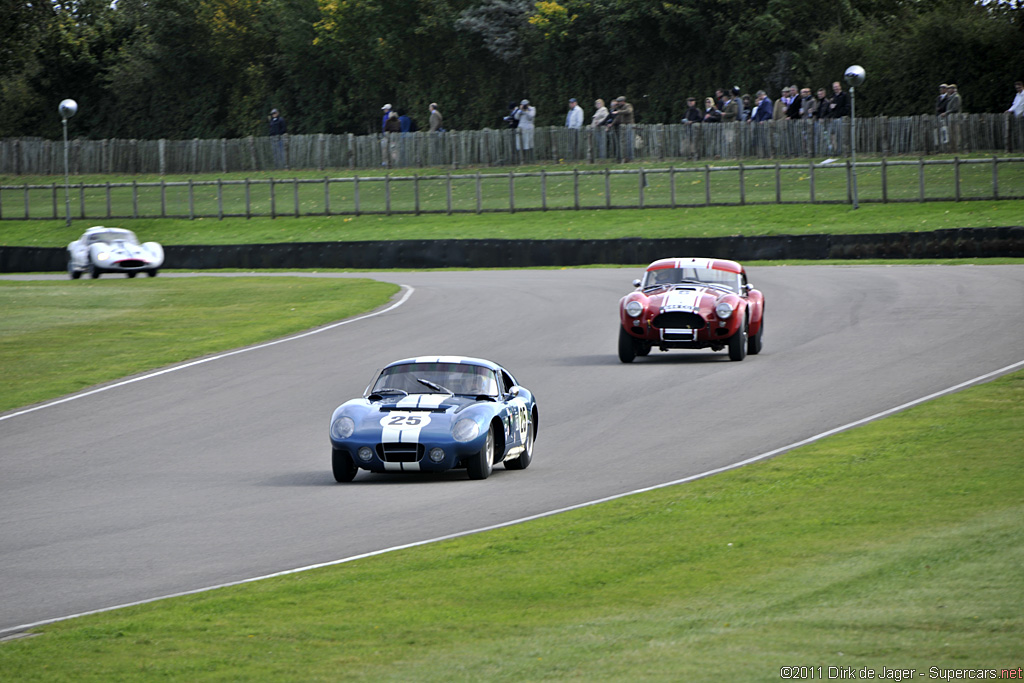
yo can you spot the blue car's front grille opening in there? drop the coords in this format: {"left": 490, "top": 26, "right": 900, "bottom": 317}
{"left": 115, "top": 259, "right": 146, "bottom": 268}
{"left": 377, "top": 443, "right": 423, "bottom": 463}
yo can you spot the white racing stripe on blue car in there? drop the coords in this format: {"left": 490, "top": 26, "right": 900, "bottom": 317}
{"left": 394, "top": 394, "right": 447, "bottom": 410}
{"left": 379, "top": 394, "right": 447, "bottom": 471}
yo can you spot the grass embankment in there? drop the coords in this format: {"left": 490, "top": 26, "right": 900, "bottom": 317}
{"left": 2, "top": 370, "right": 1021, "bottom": 680}
{"left": 1, "top": 201, "right": 1022, "bottom": 248}
{"left": 0, "top": 277, "right": 398, "bottom": 413}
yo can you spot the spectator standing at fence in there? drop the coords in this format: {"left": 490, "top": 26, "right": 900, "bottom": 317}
{"left": 398, "top": 110, "right": 413, "bottom": 132}
{"left": 566, "top": 98, "right": 584, "bottom": 128}
{"left": 683, "top": 97, "right": 702, "bottom": 123}
{"left": 752, "top": 91, "right": 773, "bottom": 122}
{"left": 731, "top": 87, "right": 746, "bottom": 121}
{"left": 703, "top": 97, "right": 722, "bottom": 122}
{"left": 715, "top": 88, "right": 726, "bottom": 110}
{"left": 380, "top": 104, "right": 393, "bottom": 132}
{"left": 786, "top": 86, "right": 802, "bottom": 119}
{"left": 942, "top": 84, "right": 961, "bottom": 115}
{"left": 383, "top": 110, "right": 401, "bottom": 167}
{"left": 608, "top": 95, "right": 634, "bottom": 162}
{"left": 590, "top": 98, "right": 610, "bottom": 159}
{"left": 514, "top": 99, "right": 536, "bottom": 161}
{"left": 825, "top": 81, "right": 849, "bottom": 154}
{"left": 429, "top": 103, "right": 443, "bottom": 132}
{"left": 268, "top": 108, "right": 287, "bottom": 169}
{"left": 798, "top": 88, "right": 817, "bottom": 119}
{"left": 1006, "top": 81, "right": 1024, "bottom": 116}
{"left": 1008, "top": 81, "right": 1024, "bottom": 116}
{"left": 751, "top": 90, "right": 772, "bottom": 157}
{"left": 721, "top": 91, "right": 739, "bottom": 122}
{"left": 814, "top": 88, "right": 831, "bottom": 119}
{"left": 935, "top": 84, "right": 948, "bottom": 116}
{"left": 773, "top": 87, "right": 789, "bottom": 120}
{"left": 828, "top": 81, "right": 850, "bottom": 118}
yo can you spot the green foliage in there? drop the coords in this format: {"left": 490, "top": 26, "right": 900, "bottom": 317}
{"left": 0, "top": 0, "right": 1021, "bottom": 138}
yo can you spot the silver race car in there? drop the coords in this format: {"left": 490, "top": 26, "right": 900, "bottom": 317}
{"left": 67, "top": 226, "right": 164, "bottom": 279}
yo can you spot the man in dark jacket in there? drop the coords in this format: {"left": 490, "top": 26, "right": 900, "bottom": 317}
{"left": 268, "top": 108, "right": 287, "bottom": 168}
{"left": 828, "top": 82, "right": 850, "bottom": 118}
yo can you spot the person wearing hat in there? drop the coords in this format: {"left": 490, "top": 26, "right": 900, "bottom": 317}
{"left": 941, "top": 84, "right": 961, "bottom": 116}
{"left": 380, "top": 104, "right": 392, "bottom": 133}
{"left": 513, "top": 99, "right": 536, "bottom": 160}
{"left": 268, "top": 108, "right": 287, "bottom": 169}
{"left": 566, "top": 98, "right": 583, "bottom": 129}
{"left": 935, "top": 84, "right": 949, "bottom": 116}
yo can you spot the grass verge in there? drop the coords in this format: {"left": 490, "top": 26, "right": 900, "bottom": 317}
{"left": 0, "top": 277, "right": 399, "bottom": 413}
{"left": 1, "top": 200, "right": 1022, "bottom": 247}
{"left": 2, "top": 370, "right": 1021, "bottom": 680}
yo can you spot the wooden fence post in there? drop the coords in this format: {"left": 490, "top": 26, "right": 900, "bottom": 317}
{"left": 508, "top": 171, "right": 515, "bottom": 214}
{"left": 992, "top": 155, "right": 999, "bottom": 199}
{"left": 918, "top": 157, "right": 925, "bottom": 201}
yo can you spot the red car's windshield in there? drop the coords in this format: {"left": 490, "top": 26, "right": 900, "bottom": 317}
{"left": 642, "top": 267, "right": 742, "bottom": 293}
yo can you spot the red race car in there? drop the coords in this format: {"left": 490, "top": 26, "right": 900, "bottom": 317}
{"left": 618, "top": 257, "right": 764, "bottom": 363}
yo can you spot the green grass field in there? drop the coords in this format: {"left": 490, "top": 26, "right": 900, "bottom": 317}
{"left": 2, "top": 370, "right": 1020, "bottom": 680}
{"left": 0, "top": 277, "right": 398, "bottom": 413}
{"left": 1, "top": 201, "right": 1022, "bottom": 248}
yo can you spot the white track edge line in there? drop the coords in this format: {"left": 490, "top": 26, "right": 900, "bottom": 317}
{"left": 0, "top": 285, "right": 415, "bottom": 423}
{"left": 3, "top": 357, "right": 1021, "bottom": 638}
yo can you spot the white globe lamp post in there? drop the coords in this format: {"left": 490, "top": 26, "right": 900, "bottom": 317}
{"left": 844, "top": 66, "right": 865, "bottom": 209}
{"left": 59, "top": 99, "right": 78, "bottom": 227}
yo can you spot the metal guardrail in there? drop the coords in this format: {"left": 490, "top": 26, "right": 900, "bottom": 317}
{"left": 2, "top": 115, "right": 1023, "bottom": 176}
{"left": 1, "top": 157, "right": 1022, "bottom": 221}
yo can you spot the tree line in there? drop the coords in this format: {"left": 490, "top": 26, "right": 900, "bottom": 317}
{"left": 1, "top": 0, "right": 1021, "bottom": 141}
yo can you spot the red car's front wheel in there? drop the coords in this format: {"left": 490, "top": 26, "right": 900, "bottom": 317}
{"left": 618, "top": 327, "right": 637, "bottom": 363}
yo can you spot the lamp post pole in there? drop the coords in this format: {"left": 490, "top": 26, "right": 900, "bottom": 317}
{"left": 844, "top": 66, "right": 865, "bottom": 210}
{"left": 59, "top": 99, "right": 78, "bottom": 227}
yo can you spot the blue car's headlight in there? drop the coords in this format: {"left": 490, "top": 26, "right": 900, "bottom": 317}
{"left": 452, "top": 418, "right": 480, "bottom": 443}
{"left": 96, "top": 251, "right": 109, "bottom": 261}
{"left": 331, "top": 416, "right": 355, "bottom": 440}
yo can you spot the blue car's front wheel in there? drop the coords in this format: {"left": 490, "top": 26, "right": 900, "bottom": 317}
{"left": 332, "top": 448, "right": 357, "bottom": 482}
{"left": 467, "top": 427, "right": 494, "bottom": 480}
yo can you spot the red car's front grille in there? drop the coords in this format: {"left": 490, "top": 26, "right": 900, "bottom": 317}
{"left": 652, "top": 312, "right": 706, "bottom": 329}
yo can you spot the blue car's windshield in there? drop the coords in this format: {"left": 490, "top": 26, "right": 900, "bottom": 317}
{"left": 373, "top": 362, "right": 499, "bottom": 397}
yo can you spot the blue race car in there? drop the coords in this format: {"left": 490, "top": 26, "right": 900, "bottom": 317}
{"left": 329, "top": 357, "right": 538, "bottom": 482}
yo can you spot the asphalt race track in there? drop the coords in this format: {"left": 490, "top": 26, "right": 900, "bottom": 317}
{"left": 2, "top": 265, "right": 1024, "bottom": 634}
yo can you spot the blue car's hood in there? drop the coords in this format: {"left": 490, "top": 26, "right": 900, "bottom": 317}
{"left": 371, "top": 393, "right": 494, "bottom": 414}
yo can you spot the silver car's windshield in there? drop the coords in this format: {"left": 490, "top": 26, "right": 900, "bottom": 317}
{"left": 643, "top": 267, "right": 741, "bottom": 293}
{"left": 88, "top": 229, "right": 139, "bottom": 244}
{"left": 373, "top": 362, "right": 499, "bottom": 397}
